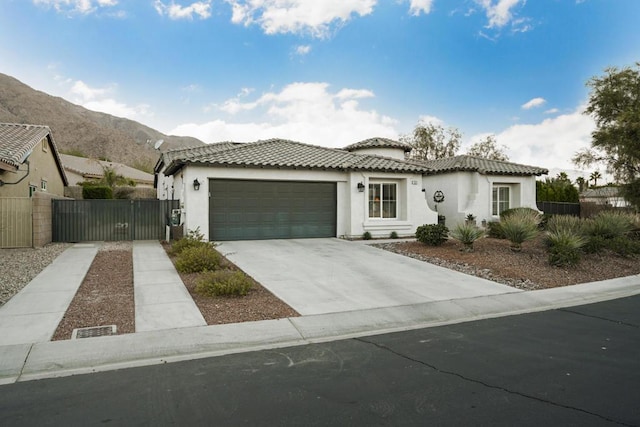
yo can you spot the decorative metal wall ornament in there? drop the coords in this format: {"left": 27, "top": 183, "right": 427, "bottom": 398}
{"left": 433, "top": 190, "right": 445, "bottom": 203}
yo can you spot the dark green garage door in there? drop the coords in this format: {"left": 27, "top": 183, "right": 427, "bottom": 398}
{"left": 209, "top": 179, "right": 337, "bottom": 241}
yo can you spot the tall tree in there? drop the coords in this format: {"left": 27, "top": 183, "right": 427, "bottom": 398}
{"left": 402, "top": 122, "right": 461, "bottom": 161}
{"left": 576, "top": 176, "right": 587, "bottom": 192}
{"left": 589, "top": 171, "right": 602, "bottom": 187}
{"left": 466, "top": 135, "right": 509, "bottom": 161}
{"left": 573, "top": 63, "right": 640, "bottom": 206}
{"left": 536, "top": 177, "right": 579, "bottom": 203}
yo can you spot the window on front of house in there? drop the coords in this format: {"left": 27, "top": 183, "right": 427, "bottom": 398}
{"left": 41, "top": 179, "right": 47, "bottom": 192}
{"left": 492, "top": 186, "right": 510, "bottom": 216}
{"left": 369, "top": 183, "right": 397, "bottom": 219}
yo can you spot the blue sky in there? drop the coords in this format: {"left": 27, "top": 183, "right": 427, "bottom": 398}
{"left": 1, "top": 0, "right": 639, "bottom": 177}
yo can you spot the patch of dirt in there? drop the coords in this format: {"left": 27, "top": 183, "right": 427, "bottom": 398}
{"left": 163, "top": 243, "right": 300, "bottom": 325}
{"left": 52, "top": 244, "right": 134, "bottom": 340}
{"left": 376, "top": 236, "right": 640, "bottom": 290}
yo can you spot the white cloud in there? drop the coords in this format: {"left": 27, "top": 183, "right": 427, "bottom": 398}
{"left": 521, "top": 97, "right": 546, "bottom": 110}
{"left": 417, "top": 115, "right": 444, "bottom": 126}
{"left": 475, "top": 0, "right": 523, "bottom": 28}
{"left": 294, "top": 45, "right": 312, "bottom": 56}
{"left": 487, "top": 107, "right": 596, "bottom": 170}
{"left": 170, "top": 82, "right": 397, "bottom": 146}
{"left": 154, "top": 1, "right": 212, "bottom": 20}
{"left": 544, "top": 108, "right": 559, "bottom": 115}
{"left": 66, "top": 80, "right": 153, "bottom": 120}
{"left": 33, "top": 0, "right": 118, "bottom": 14}
{"left": 225, "top": 0, "right": 376, "bottom": 38}
{"left": 408, "top": 0, "right": 434, "bottom": 16}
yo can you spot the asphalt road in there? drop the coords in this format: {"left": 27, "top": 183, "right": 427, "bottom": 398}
{"left": 1, "top": 295, "right": 639, "bottom": 426}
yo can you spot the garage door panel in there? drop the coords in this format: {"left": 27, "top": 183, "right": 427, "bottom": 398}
{"left": 209, "top": 179, "right": 336, "bottom": 241}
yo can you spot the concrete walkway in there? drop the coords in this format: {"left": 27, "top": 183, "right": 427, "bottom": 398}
{"left": 133, "top": 241, "right": 206, "bottom": 332}
{"left": 0, "top": 243, "right": 100, "bottom": 346}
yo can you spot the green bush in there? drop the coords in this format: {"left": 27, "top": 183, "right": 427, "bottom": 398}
{"left": 546, "top": 230, "right": 586, "bottom": 267}
{"left": 170, "top": 227, "right": 210, "bottom": 256}
{"left": 450, "top": 223, "right": 485, "bottom": 252}
{"left": 486, "top": 221, "right": 505, "bottom": 239}
{"left": 500, "top": 209, "right": 540, "bottom": 251}
{"left": 545, "top": 215, "right": 584, "bottom": 235}
{"left": 175, "top": 245, "right": 221, "bottom": 273}
{"left": 605, "top": 236, "right": 640, "bottom": 257}
{"left": 363, "top": 231, "right": 372, "bottom": 240}
{"left": 584, "top": 211, "right": 635, "bottom": 240}
{"left": 500, "top": 207, "right": 541, "bottom": 220}
{"left": 583, "top": 235, "right": 607, "bottom": 254}
{"left": 389, "top": 231, "right": 399, "bottom": 239}
{"left": 195, "top": 270, "right": 253, "bottom": 296}
{"left": 82, "top": 185, "right": 113, "bottom": 199}
{"left": 416, "top": 224, "right": 449, "bottom": 246}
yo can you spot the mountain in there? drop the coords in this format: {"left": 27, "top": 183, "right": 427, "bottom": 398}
{"left": 0, "top": 73, "right": 205, "bottom": 172}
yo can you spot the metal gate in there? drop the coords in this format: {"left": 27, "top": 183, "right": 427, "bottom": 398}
{"left": 0, "top": 198, "right": 32, "bottom": 248}
{"left": 52, "top": 199, "right": 179, "bottom": 242}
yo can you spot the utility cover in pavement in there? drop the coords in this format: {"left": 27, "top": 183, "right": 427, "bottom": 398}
{"left": 71, "top": 325, "right": 117, "bottom": 339}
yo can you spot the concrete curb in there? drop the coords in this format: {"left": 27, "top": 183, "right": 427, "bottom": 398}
{"left": 1, "top": 274, "right": 638, "bottom": 385}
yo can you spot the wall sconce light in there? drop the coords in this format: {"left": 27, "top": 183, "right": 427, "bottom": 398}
{"left": 193, "top": 178, "right": 201, "bottom": 191}
{"left": 357, "top": 182, "right": 365, "bottom": 192}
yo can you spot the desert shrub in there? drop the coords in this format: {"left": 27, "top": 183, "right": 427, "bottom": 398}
{"left": 82, "top": 185, "right": 113, "bottom": 199}
{"left": 450, "top": 222, "right": 485, "bottom": 252}
{"left": 546, "top": 230, "right": 586, "bottom": 267}
{"left": 170, "top": 227, "right": 210, "bottom": 256}
{"left": 500, "top": 209, "right": 540, "bottom": 251}
{"left": 584, "top": 211, "right": 635, "bottom": 240}
{"left": 605, "top": 236, "right": 640, "bottom": 257}
{"left": 175, "top": 245, "right": 221, "bottom": 273}
{"left": 500, "top": 207, "right": 541, "bottom": 220}
{"left": 113, "top": 187, "right": 135, "bottom": 199}
{"left": 363, "top": 231, "right": 372, "bottom": 240}
{"left": 545, "top": 215, "right": 585, "bottom": 235}
{"left": 416, "top": 224, "right": 449, "bottom": 246}
{"left": 486, "top": 221, "right": 505, "bottom": 239}
{"left": 195, "top": 270, "right": 253, "bottom": 296}
{"left": 583, "top": 235, "right": 607, "bottom": 254}
{"left": 389, "top": 231, "right": 399, "bottom": 239}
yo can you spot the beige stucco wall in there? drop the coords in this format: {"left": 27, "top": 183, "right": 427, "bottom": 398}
{"left": 0, "top": 136, "right": 66, "bottom": 198}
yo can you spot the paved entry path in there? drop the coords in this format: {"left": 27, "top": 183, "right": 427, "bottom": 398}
{"left": 132, "top": 241, "right": 206, "bottom": 332}
{"left": 218, "top": 238, "right": 520, "bottom": 316}
{"left": 0, "top": 243, "right": 100, "bottom": 346}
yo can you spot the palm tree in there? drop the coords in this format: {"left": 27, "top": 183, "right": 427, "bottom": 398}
{"left": 557, "top": 172, "right": 569, "bottom": 181}
{"left": 576, "top": 176, "right": 587, "bottom": 192}
{"left": 589, "top": 171, "right": 602, "bottom": 187}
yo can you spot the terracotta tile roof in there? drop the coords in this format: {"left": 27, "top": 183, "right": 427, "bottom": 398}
{"left": 155, "top": 142, "right": 240, "bottom": 172}
{"left": 162, "top": 139, "right": 430, "bottom": 175}
{"left": 0, "top": 123, "right": 68, "bottom": 184}
{"left": 421, "top": 155, "right": 548, "bottom": 176}
{"left": 344, "top": 137, "right": 412, "bottom": 152}
{"left": 60, "top": 154, "right": 154, "bottom": 184}
{"left": 0, "top": 123, "right": 51, "bottom": 170}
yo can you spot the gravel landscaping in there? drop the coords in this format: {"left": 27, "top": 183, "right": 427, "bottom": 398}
{"left": 0, "top": 243, "right": 71, "bottom": 307}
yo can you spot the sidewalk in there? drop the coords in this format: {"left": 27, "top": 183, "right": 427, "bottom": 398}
{"left": 0, "top": 242, "right": 639, "bottom": 385}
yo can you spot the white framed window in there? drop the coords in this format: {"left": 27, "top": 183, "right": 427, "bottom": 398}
{"left": 42, "top": 138, "right": 48, "bottom": 152}
{"left": 492, "top": 186, "right": 510, "bottom": 215}
{"left": 369, "top": 182, "right": 397, "bottom": 219}
{"left": 29, "top": 185, "right": 37, "bottom": 197}
{"left": 41, "top": 179, "right": 47, "bottom": 191}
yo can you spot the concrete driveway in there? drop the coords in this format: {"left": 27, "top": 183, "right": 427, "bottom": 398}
{"left": 217, "top": 239, "right": 519, "bottom": 315}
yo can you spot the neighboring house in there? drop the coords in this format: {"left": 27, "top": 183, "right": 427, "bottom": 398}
{"left": 60, "top": 154, "right": 154, "bottom": 188}
{"left": 155, "top": 137, "right": 547, "bottom": 241}
{"left": 0, "top": 123, "right": 67, "bottom": 197}
{"left": 421, "top": 155, "right": 548, "bottom": 226}
{"left": 580, "top": 186, "right": 630, "bottom": 208}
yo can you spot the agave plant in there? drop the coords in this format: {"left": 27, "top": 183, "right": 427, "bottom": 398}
{"left": 450, "top": 222, "right": 485, "bottom": 252}
{"left": 500, "top": 209, "right": 540, "bottom": 252}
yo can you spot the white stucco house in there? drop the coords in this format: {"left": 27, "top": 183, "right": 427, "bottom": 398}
{"left": 155, "top": 137, "right": 547, "bottom": 241}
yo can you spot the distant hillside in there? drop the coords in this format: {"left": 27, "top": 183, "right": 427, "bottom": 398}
{"left": 0, "top": 73, "right": 205, "bottom": 172}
